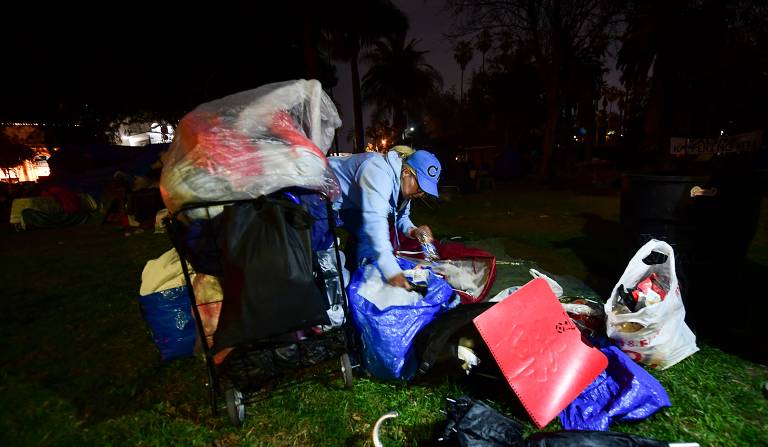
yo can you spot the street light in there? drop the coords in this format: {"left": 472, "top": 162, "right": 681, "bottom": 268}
{"left": 402, "top": 126, "right": 416, "bottom": 141}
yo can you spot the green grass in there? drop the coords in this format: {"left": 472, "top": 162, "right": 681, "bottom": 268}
{"left": 2, "top": 182, "right": 767, "bottom": 446}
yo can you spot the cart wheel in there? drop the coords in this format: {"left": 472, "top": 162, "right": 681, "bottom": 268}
{"left": 340, "top": 353, "right": 354, "bottom": 389}
{"left": 225, "top": 387, "right": 245, "bottom": 427}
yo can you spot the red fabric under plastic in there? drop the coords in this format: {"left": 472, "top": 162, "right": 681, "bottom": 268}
{"left": 172, "top": 110, "right": 327, "bottom": 192}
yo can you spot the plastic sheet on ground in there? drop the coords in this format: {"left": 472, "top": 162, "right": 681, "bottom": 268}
{"left": 494, "top": 259, "right": 603, "bottom": 303}
{"left": 491, "top": 260, "right": 606, "bottom": 336}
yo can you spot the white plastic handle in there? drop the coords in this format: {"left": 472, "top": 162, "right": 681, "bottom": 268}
{"left": 372, "top": 411, "right": 399, "bottom": 447}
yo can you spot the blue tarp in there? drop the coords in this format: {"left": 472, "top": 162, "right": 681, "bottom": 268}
{"left": 348, "top": 258, "right": 458, "bottom": 380}
{"left": 560, "top": 343, "right": 671, "bottom": 431}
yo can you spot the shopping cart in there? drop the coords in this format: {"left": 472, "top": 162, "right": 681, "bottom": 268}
{"left": 166, "top": 189, "right": 355, "bottom": 426}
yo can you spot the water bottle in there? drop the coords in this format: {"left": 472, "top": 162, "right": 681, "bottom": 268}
{"left": 417, "top": 231, "right": 439, "bottom": 262}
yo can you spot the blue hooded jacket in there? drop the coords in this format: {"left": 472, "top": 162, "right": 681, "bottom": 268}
{"left": 328, "top": 151, "right": 416, "bottom": 279}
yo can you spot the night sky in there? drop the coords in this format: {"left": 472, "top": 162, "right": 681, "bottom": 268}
{"left": 0, "top": 2, "right": 621, "bottom": 147}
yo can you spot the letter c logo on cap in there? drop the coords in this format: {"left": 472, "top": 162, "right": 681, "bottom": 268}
{"left": 427, "top": 165, "right": 438, "bottom": 177}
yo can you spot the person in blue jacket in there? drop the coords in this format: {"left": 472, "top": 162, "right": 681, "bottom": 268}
{"left": 329, "top": 147, "right": 441, "bottom": 290}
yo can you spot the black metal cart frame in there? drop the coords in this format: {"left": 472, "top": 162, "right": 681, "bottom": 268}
{"left": 166, "top": 190, "right": 354, "bottom": 425}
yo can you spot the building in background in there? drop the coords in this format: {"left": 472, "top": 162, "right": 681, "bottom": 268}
{"left": 119, "top": 122, "right": 175, "bottom": 147}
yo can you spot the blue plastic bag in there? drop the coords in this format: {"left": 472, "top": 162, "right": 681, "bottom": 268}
{"left": 138, "top": 286, "right": 196, "bottom": 361}
{"left": 560, "top": 344, "right": 671, "bottom": 431}
{"left": 348, "top": 258, "right": 457, "bottom": 380}
{"left": 299, "top": 194, "right": 342, "bottom": 251}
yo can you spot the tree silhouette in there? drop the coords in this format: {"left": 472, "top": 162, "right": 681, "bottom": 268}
{"left": 447, "top": 0, "right": 623, "bottom": 178}
{"left": 362, "top": 32, "right": 443, "bottom": 132}
{"left": 476, "top": 29, "right": 493, "bottom": 73}
{"left": 320, "top": 0, "right": 408, "bottom": 152}
{"left": 453, "top": 40, "right": 474, "bottom": 103}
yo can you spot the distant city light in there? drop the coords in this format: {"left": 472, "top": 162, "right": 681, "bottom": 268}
{"left": 720, "top": 130, "right": 724, "bottom": 136}
{"left": 409, "top": 127, "right": 414, "bottom": 131}
{"left": 0, "top": 146, "right": 51, "bottom": 182}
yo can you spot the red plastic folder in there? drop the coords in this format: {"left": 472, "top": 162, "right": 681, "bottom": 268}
{"left": 473, "top": 278, "right": 607, "bottom": 428}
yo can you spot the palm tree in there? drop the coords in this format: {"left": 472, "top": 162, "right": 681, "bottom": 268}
{"left": 320, "top": 0, "right": 408, "bottom": 152}
{"left": 475, "top": 29, "right": 492, "bottom": 73}
{"left": 453, "top": 40, "right": 474, "bottom": 103}
{"left": 362, "top": 32, "right": 443, "bottom": 133}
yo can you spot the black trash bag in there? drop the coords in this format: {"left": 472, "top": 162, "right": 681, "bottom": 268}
{"left": 413, "top": 303, "right": 495, "bottom": 377}
{"left": 525, "top": 431, "right": 667, "bottom": 447}
{"left": 438, "top": 396, "right": 525, "bottom": 447}
{"left": 213, "top": 197, "right": 330, "bottom": 352}
{"left": 437, "top": 397, "right": 677, "bottom": 447}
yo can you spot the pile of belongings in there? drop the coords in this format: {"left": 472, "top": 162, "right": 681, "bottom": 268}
{"left": 155, "top": 79, "right": 346, "bottom": 369}
{"left": 160, "top": 79, "right": 341, "bottom": 218}
{"left": 405, "top": 241, "right": 695, "bottom": 434}
{"left": 11, "top": 186, "right": 97, "bottom": 230}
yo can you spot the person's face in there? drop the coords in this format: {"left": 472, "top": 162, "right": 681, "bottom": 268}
{"left": 401, "top": 168, "right": 425, "bottom": 199}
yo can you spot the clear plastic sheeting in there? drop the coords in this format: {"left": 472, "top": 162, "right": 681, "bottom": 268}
{"left": 316, "top": 248, "right": 348, "bottom": 328}
{"left": 494, "top": 260, "right": 603, "bottom": 303}
{"left": 431, "top": 259, "right": 488, "bottom": 298}
{"left": 161, "top": 79, "right": 342, "bottom": 215}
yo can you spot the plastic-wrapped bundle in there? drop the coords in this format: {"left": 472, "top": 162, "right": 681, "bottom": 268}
{"left": 160, "top": 79, "right": 342, "bottom": 215}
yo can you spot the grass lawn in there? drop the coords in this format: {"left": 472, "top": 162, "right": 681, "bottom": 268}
{"left": 1, "top": 182, "right": 767, "bottom": 446}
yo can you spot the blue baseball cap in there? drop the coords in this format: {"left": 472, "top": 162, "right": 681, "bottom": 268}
{"left": 406, "top": 150, "right": 441, "bottom": 197}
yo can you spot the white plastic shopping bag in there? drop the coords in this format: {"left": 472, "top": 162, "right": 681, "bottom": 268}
{"left": 605, "top": 239, "right": 698, "bottom": 369}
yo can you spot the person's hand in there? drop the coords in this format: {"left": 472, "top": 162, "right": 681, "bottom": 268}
{"left": 387, "top": 273, "right": 412, "bottom": 290}
{"left": 410, "top": 225, "right": 433, "bottom": 243}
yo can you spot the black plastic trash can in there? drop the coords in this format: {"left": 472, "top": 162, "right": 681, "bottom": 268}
{"left": 620, "top": 172, "right": 763, "bottom": 328}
